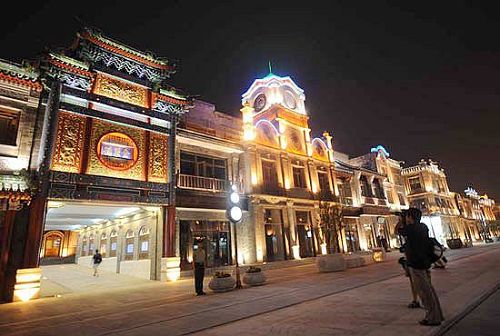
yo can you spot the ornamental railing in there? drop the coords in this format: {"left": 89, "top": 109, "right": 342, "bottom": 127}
{"left": 177, "top": 174, "right": 229, "bottom": 192}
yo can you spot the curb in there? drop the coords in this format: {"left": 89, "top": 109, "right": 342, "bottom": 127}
{"left": 432, "top": 282, "right": 500, "bottom": 336}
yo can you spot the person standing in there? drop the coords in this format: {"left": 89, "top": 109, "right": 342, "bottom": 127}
{"left": 399, "top": 208, "right": 444, "bottom": 326}
{"left": 193, "top": 241, "right": 206, "bottom": 296}
{"left": 395, "top": 211, "right": 421, "bottom": 309}
{"left": 92, "top": 249, "right": 102, "bottom": 277}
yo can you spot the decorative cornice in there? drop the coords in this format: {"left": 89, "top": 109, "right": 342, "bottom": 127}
{"left": 79, "top": 28, "right": 174, "bottom": 71}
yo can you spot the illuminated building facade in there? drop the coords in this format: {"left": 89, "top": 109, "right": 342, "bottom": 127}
{"left": 0, "top": 27, "right": 190, "bottom": 302}
{"left": 401, "top": 159, "right": 461, "bottom": 246}
{"left": 42, "top": 28, "right": 189, "bottom": 281}
{"left": 175, "top": 99, "right": 245, "bottom": 271}
{"left": 0, "top": 59, "right": 42, "bottom": 302}
{"left": 239, "top": 72, "right": 338, "bottom": 263}
{"left": 479, "top": 194, "right": 497, "bottom": 238}
{"left": 336, "top": 146, "right": 409, "bottom": 250}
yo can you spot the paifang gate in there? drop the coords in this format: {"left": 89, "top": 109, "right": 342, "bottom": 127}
{"left": 33, "top": 28, "right": 190, "bottom": 283}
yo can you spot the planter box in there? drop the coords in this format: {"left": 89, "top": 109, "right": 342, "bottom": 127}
{"left": 243, "top": 272, "right": 267, "bottom": 286}
{"left": 209, "top": 276, "right": 236, "bottom": 293}
{"left": 345, "top": 255, "right": 365, "bottom": 268}
{"left": 316, "top": 254, "right": 347, "bottom": 272}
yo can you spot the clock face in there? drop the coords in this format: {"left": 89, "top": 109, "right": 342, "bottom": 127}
{"left": 254, "top": 94, "right": 267, "bottom": 112}
{"left": 284, "top": 90, "right": 297, "bottom": 109}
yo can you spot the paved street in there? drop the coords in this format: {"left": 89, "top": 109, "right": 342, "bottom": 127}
{"left": 0, "top": 244, "right": 499, "bottom": 336}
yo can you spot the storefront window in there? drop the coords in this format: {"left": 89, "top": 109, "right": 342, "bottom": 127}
{"left": 179, "top": 220, "right": 232, "bottom": 270}
{"left": 264, "top": 209, "right": 285, "bottom": 262}
{"left": 124, "top": 229, "right": 134, "bottom": 261}
{"left": 139, "top": 226, "right": 150, "bottom": 259}
{"left": 296, "top": 211, "right": 315, "bottom": 258}
{"left": 109, "top": 230, "right": 118, "bottom": 257}
{"left": 344, "top": 219, "right": 360, "bottom": 252}
{"left": 100, "top": 232, "right": 107, "bottom": 257}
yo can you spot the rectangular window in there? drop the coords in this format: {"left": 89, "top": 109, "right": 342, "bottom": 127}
{"left": 360, "top": 175, "right": 373, "bottom": 197}
{"left": 0, "top": 107, "right": 20, "bottom": 146}
{"left": 262, "top": 159, "right": 278, "bottom": 188}
{"left": 408, "top": 177, "right": 422, "bottom": 193}
{"left": 398, "top": 193, "right": 406, "bottom": 206}
{"left": 373, "top": 179, "right": 385, "bottom": 199}
{"left": 317, "top": 171, "right": 330, "bottom": 192}
{"left": 292, "top": 166, "right": 306, "bottom": 188}
{"left": 180, "top": 151, "right": 227, "bottom": 179}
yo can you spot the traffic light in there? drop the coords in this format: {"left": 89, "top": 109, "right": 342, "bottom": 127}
{"left": 227, "top": 184, "right": 242, "bottom": 223}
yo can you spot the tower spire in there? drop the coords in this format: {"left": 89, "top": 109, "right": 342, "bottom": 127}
{"left": 268, "top": 61, "right": 272, "bottom": 74}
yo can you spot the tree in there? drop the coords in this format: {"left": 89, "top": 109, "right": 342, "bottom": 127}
{"left": 319, "top": 199, "right": 345, "bottom": 254}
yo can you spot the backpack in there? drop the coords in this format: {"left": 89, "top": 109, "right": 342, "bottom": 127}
{"left": 428, "top": 238, "right": 444, "bottom": 263}
{"left": 94, "top": 253, "right": 102, "bottom": 264}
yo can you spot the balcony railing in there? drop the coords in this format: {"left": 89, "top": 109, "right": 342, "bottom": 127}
{"left": 177, "top": 174, "right": 229, "bottom": 192}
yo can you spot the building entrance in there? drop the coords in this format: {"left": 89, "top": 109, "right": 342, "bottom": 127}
{"left": 40, "top": 201, "right": 162, "bottom": 288}
{"left": 179, "top": 220, "right": 232, "bottom": 270}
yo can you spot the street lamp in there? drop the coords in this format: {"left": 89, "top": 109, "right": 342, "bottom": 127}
{"left": 227, "top": 184, "right": 243, "bottom": 289}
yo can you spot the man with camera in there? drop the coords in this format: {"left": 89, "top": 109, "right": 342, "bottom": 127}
{"left": 396, "top": 208, "right": 444, "bottom": 326}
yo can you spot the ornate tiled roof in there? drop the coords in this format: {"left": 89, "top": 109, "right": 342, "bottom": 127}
{"left": 48, "top": 53, "right": 93, "bottom": 77}
{"left": 79, "top": 27, "right": 174, "bottom": 71}
{"left": 0, "top": 58, "right": 41, "bottom": 91}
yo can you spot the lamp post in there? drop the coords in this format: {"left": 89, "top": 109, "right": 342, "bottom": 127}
{"left": 227, "top": 184, "right": 243, "bottom": 289}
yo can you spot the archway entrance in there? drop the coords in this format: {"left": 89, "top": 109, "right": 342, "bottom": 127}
{"left": 43, "top": 233, "right": 62, "bottom": 257}
{"left": 39, "top": 201, "right": 163, "bottom": 297}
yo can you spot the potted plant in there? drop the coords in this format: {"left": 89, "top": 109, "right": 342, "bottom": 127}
{"left": 242, "top": 266, "right": 267, "bottom": 286}
{"left": 208, "top": 271, "right": 235, "bottom": 293}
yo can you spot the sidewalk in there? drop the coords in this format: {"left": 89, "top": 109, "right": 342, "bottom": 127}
{"left": 0, "top": 244, "right": 498, "bottom": 336}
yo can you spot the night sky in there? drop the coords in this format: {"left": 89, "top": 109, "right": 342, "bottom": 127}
{"left": 1, "top": 1, "right": 499, "bottom": 199}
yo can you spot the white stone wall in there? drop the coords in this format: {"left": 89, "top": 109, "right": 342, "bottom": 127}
{"left": 75, "top": 208, "right": 160, "bottom": 280}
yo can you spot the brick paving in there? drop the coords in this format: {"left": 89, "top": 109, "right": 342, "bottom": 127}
{"left": 0, "top": 245, "right": 498, "bottom": 336}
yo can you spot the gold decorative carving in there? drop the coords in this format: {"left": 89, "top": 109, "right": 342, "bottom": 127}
{"left": 86, "top": 119, "right": 146, "bottom": 181}
{"left": 287, "top": 128, "right": 305, "bottom": 155}
{"left": 93, "top": 73, "right": 149, "bottom": 108}
{"left": 51, "top": 111, "right": 86, "bottom": 173}
{"left": 148, "top": 133, "right": 168, "bottom": 183}
{"left": 312, "top": 141, "right": 328, "bottom": 162}
{"left": 255, "top": 122, "right": 279, "bottom": 148}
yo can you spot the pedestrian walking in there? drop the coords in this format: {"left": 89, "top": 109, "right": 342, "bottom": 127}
{"left": 193, "top": 241, "right": 206, "bottom": 296}
{"left": 92, "top": 249, "right": 102, "bottom": 277}
{"left": 398, "top": 208, "right": 444, "bottom": 326}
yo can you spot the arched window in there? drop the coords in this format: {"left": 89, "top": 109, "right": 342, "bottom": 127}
{"left": 100, "top": 232, "right": 107, "bottom": 257}
{"left": 81, "top": 235, "right": 88, "bottom": 256}
{"left": 89, "top": 234, "right": 95, "bottom": 254}
{"left": 124, "top": 229, "right": 135, "bottom": 260}
{"left": 109, "top": 230, "right": 118, "bottom": 257}
{"left": 138, "top": 226, "right": 150, "bottom": 259}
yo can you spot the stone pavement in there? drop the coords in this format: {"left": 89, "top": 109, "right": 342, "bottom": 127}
{"left": 442, "top": 288, "right": 500, "bottom": 336}
{"left": 0, "top": 245, "right": 498, "bottom": 336}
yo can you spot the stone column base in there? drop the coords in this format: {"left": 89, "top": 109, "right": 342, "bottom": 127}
{"left": 160, "top": 257, "right": 181, "bottom": 282}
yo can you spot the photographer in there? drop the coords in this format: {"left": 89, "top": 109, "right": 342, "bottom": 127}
{"left": 395, "top": 210, "right": 420, "bottom": 309}
{"left": 397, "top": 207, "right": 444, "bottom": 326}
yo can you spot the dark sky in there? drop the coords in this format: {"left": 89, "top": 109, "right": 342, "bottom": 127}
{"left": 1, "top": 1, "right": 499, "bottom": 200}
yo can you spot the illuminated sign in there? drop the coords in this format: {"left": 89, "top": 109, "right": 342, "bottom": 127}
{"left": 97, "top": 132, "right": 138, "bottom": 171}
